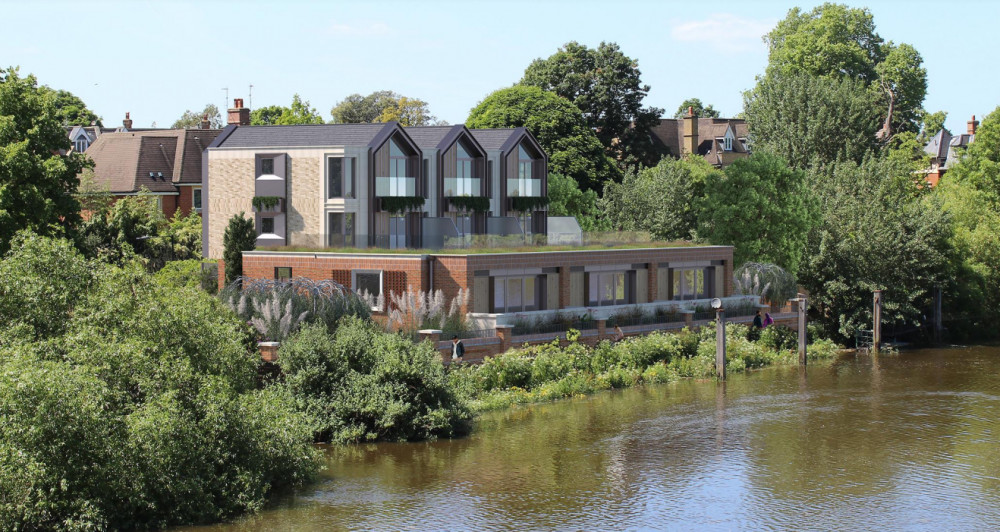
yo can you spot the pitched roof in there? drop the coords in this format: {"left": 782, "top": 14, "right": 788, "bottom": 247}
{"left": 648, "top": 117, "right": 749, "bottom": 163}
{"left": 83, "top": 128, "right": 221, "bottom": 193}
{"left": 924, "top": 129, "right": 952, "bottom": 162}
{"left": 216, "top": 123, "right": 389, "bottom": 148}
{"left": 469, "top": 128, "right": 521, "bottom": 151}
{"left": 404, "top": 126, "right": 454, "bottom": 149}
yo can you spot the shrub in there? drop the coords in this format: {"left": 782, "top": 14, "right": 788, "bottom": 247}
{"left": 154, "top": 259, "right": 205, "bottom": 290}
{"left": 759, "top": 325, "right": 798, "bottom": 351}
{"left": 278, "top": 317, "right": 472, "bottom": 443}
{"left": 222, "top": 213, "right": 255, "bottom": 283}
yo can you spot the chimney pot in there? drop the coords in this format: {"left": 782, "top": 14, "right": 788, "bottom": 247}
{"left": 228, "top": 99, "right": 250, "bottom": 126}
{"left": 123, "top": 112, "right": 133, "bottom": 129}
{"left": 688, "top": 106, "right": 694, "bottom": 117}
{"left": 968, "top": 115, "right": 979, "bottom": 135}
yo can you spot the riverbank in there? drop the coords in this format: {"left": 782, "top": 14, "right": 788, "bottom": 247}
{"left": 448, "top": 323, "right": 840, "bottom": 413}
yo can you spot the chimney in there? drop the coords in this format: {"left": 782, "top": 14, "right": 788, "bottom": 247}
{"left": 682, "top": 106, "right": 698, "bottom": 157}
{"left": 227, "top": 98, "right": 250, "bottom": 126}
{"left": 201, "top": 113, "right": 211, "bottom": 130}
{"left": 123, "top": 112, "right": 133, "bottom": 129}
{"left": 968, "top": 115, "right": 979, "bottom": 135}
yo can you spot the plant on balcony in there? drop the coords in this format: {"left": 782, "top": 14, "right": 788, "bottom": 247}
{"left": 251, "top": 195, "right": 281, "bottom": 211}
{"left": 380, "top": 196, "right": 425, "bottom": 214}
{"left": 510, "top": 195, "right": 550, "bottom": 213}
{"left": 448, "top": 196, "right": 490, "bottom": 213}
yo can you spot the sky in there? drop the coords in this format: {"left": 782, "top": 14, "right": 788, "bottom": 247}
{"left": 3, "top": 0, "right": 997, "bottom": 134}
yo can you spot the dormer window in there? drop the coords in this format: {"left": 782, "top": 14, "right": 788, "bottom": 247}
{"left": 724, "top": 136, "right": 732, "bottom": 151}
{"left": 74, "top": 138, "right": 88, "bottom": 152}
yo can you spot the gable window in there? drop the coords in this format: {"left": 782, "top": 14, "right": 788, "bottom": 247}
{"left": 260, "top": 157, "right": 275, "bottom": 176}
{"left": 192, "top": 187, "right": 203, "bottom": 212}
{"left": 352, "top": 270, "right": 383, "bottom": 310}
{"left": 275, "top": 267, "right": 292, "bottom": 281}
{"left": 260, "top": 217, "right": 275, "bottom": 234}
{"left": 328, "top": 212, "right": 356, "bottom": 247}
{"left": 328, "top": 157, "right": 355, "bottom": 199}
{"left": 390, "top": 139, "right": 407, "bottom": 178}
{"left": 492, "top": 275, "right": 540, "bottom": 313}
{"left": 74, "top": 138, "right": 88, "bottom": 152}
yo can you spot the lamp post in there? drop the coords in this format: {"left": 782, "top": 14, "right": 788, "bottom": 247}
{"left": 711, "top": 297, "right": 725, "bottom": 380}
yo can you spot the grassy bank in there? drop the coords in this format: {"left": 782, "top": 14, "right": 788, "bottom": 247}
{"left": 447, "top": 324, "right": 840, "bottom": 413}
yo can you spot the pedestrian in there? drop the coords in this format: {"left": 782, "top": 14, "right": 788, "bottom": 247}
{"left": 451, "top": 335, "right": 465, "bottom": 362}
{"left": 753, "top": 310, "right": 764, "bottom": 329}
{"left": 614, "top": 325, "right": 625, "bottom": 343}
{"left": 763, "top": 312, "right": 774, "bottom": 327}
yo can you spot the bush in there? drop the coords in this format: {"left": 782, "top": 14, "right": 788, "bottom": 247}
{"left": 154, "top": 259, "right": 205, "bottom": 290}
{"left": 278, "top": 317, "right": 472, "bottom": 443}
{"left": 760, "top": 325, "right": 798, "bottom": 351}
{"left": 0, "top": 234, "right": 318, "bottom": 530}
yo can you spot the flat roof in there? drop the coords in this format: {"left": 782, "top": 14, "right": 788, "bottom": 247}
{"left": 245, "top": 241, "right": 729, "bottom": 257}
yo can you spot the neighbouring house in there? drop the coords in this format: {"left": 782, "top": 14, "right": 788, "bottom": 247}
{"left": 647, "top": 107, "right": 750, "bottom": 167}
{"left": 82, "top": 122, "right": 220, "bottom": 218}
{"left": 202, "top": 99, "right": 548, "bottom": 258}
{"left": 922, "top": 115, "right": 978, "bottom": 187}
{"left": 66, "top": 112, "right": 134, "bottom": 153}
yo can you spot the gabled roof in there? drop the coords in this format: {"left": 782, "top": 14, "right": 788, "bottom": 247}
{"left": 407, "top": 125, "right": 487, "bottom": 157}
{"left": 469, "top": 128, "right": 523, "bottom": 151}
{"left": 648, "top": 117, "right": 749, "bottom": 162}
{"left": 214, "top": 123, "right": 391, "bottom": 148}
{"left": 83, "top": 128, "right": 221, "bottom": 193}
{"left": 924, "top": 129, "right": 952, "bottom": 162}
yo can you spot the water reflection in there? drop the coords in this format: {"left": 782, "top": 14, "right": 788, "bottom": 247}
{"left": 185, "top": 347, "right": 1000, "bottom": 531}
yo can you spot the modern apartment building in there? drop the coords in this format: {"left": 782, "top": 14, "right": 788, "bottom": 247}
{"left": 203, "top": 100, "right": 548, "bottom": 259}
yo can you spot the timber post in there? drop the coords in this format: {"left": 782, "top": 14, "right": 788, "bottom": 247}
{"left": 797, "top": 293, "right": 807, "bottom": 365}
{"left": 715, "top": 308, "right": 726, "bottom": 380}
{"left": 933, "top": 286, "right": 943, "bottom": 344}
{"left": 873, "top": 290, "right": 883, "bottom": 351}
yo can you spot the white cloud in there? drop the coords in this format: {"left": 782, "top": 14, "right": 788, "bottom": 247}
{"left": 327, "top": 21, "right": 390, "bottom": 37}
{"left": 670, "top": 14, "right": 775, "bottom": 50}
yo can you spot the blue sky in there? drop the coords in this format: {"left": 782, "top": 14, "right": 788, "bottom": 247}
{"left": 4, "top": 1, "right": 996, "bottom": 134}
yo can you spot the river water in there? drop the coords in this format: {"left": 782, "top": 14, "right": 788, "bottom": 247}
{"left": 189, "top": 346, "right": 1000, "bottom": 531}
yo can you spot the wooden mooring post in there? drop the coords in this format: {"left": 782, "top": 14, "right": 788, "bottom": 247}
{"left": 715, "top": 307, "right": 726, "bottom": 381}
{"left": 873, "top": 290, "right": 883, "bottom": 351}
{"left": 796, "top": 293, "right": 807, "bottom": 365}
{"left": 933, "top": 286, "right": 943, "bottom": 344}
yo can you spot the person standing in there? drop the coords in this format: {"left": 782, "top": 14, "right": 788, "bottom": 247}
{"left": 451, "top": 335, "right": 465, "bottom": 362}
{"left": 753, "top": 310, "right": 764, "bottom": 329}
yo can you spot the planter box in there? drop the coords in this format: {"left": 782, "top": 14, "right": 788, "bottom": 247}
{"left": 258, "top": 341, "right": 280, "bottom": 363}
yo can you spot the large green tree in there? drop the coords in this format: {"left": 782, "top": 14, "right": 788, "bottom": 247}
{"left": 0, "top": 68, "right": 88, "bottom": 254}
{"left": 250, "top": 105, "right": 288, "bottom": 125}
{"left": 673, "top": 98, "right": 720, "bottom": 119}
{"left": 172, "top": 103, "right": 223, "bottom": 128}
{"left": 466, "top": 85, "right": 620, "bottom": 192}
{"left": 546, "top": 172, "right": 605, "bottom": 231}
{"left": 743, "top": 72, "right": 880, "bottom": 170}
{"left": 697, "top": 152, "right": 817, "bottom": 275}
{"left": 330, "top": 90, "right": 437, "bottom": 126}
{"left": 223, "top": 213, "right": 255, "bottom": 284}
{"left": 520, "top": 41, "right": 663, "bottom": 168}
{"left": 274, "top": 94, "right": 324, "bottom": 125}
{"left": 38, "top": 86, "right": 101, "bottom": 126}
{"left": 600, "top": 156, "right": 720, "bottom": 241}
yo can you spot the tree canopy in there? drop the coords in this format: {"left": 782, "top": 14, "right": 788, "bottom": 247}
{"left": 697, "top": 151, "right": 817, "bottom": 275}
{"left": 330, "top": 90, "right": 437, "bottom": 126}
{"left": 546, "top": 172, "right": 605, "bottom": 231}
{"left": 673, "top": 98, "right": 720, "bottom": 119}
{"left": 38, "top": 86, "right": 101, "bottom": 127}
{"left": 466, "top": 85, "right": 620, "bottom": 192}
{"left": 520, "top": 41, "right": 663, "bottom": 168}
{"left": 172, "top": 103, "right": 223, "bottom": 128}
{"left": 274, "top": 94, "right": 324, "bottom": 125}
{"left": 250, "top": 105, "right": 288, "bottom": 125}
{"left": 0, "top": 67, "right": 88, "bottom": 254}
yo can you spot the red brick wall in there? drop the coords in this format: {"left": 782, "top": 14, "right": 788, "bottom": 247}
{"left": 176, "top": 186, "right": 194, "bottom": 216}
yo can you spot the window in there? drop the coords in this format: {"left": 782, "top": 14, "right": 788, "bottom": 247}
{"left": 724, "top": 136, "right": 733, "bottom": 151}
{"left": 492, "top": 275, "right": 540, "bottom": 313}
{"left": 328, "top": 212, "right": 355, "bottom": 247}
{"left": 523, "top": 213, "right": 532, "bottom": 238}
{"left": 671, "top": 268, "right": 710, "bottom": 300}
{"left": 261, "top": 157, "right": 275, "bottom": 175}
{"left": 518, "top": 144, "right": 532, "bottom": 181}
{"left": 74, "top": 138, "right": 88, "bottom": 152}
{"left": 389, "top": 138, "right": 407, "bottom": 178}
{"left": 456, "top": 143, "right": 473, "bottom": 181}
{"left": 587, "top": 271, "right": 632, "bottom": 306}
{"left": 192, "top": 187, "right": 203, "bottom": 212}
{"left": 353, "top": 270, "right": 383, "bottom": 309}
{"left": 260, "top": 217, "right": 275, "bottom": 234}
{"left": 275, "top": 267, "right": 292, "bottom": 281}
{"left": 328, "top": 157, "right": 355, "bottom": 199}
{"left": 389, "top": 216, "right": 406, "bottom": 249}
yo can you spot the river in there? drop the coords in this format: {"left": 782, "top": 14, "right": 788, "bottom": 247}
{"left": 186, "top": 346, "right": 1000, "bottom": 531}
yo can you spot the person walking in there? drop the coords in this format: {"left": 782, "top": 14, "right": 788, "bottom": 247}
{"left": 451, "top": 335, "right": 465, "bottom": 363}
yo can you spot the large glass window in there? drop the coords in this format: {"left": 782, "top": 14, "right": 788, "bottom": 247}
{"left": 389, "top": 216, "right": 406, "bottom": 249}
{"left": 389, "top": 139, "right": 407, "bottom": 178}
{"left": 328, "top": 157, "right": 355, "bottom": 198}
{"left": 492, "top": 276, "right": 540, "bottom": 312}
{"left": 588, "top": 271, "right": 632, "bottom": 306}
{"left": 328, "top": 212, "right": 355, "bottom": 247}
{"left": 457, "top": 143, "right": 473, "bottom": 181}
{"left": 671, "top": 268, "right": 710, "bottom": 300}
{"left": 518, "top": 145, "right": 532, "bottom": 182}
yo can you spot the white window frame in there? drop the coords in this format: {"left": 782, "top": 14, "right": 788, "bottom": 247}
{"left": 352, "top": 269, "right": 384, "bottom": 311}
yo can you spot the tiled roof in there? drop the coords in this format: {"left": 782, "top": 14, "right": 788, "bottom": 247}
{"left": 218, "top": 123, "right": 388, "bottom": 148}
{"left": 404, "top": 126, "right": 454, "bottom": 149}
{"left": 83, "top": 128, "right": 221, "bottom": 193}
{"left": 469, "top": 128, "right": 520, "bottom": 150}
{"left": 648, "top": 118, "right": 749, "bottom": 163}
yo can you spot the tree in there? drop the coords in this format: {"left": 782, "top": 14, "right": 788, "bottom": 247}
{"left": 761, "top": 3, "right": 927, "bottom": 138}
{"left": 744, "top": 72, "right": 880, "bottom": 170}
{"left": 38, "top": 86, "right": 101, "bottom": 126}
{"left": 274, "top": 94, "right": 324, "bottom": 125}
{"left": 223, "top": 213, "right": 255, "bottom": 283}
{"left": 940, "top": 106, "right": 1000, "bottom": 205}
{"left": 466, "top": 85, "right": 620, "bottom": 192}
{"left": 250, "top": 105, "right": 287, "bottom": 125}
{"left": 171, "top": 103, "right": 222, "bottom": 128}
{"left": 919, "top": 110, "right": 947, "bottom": 141}
{"left": 600, "top": 156, "right": 720, "bottom": 241}
{"left": 673, "top": 98, "right": 720, "bottom": 119}
{"left": 0, "top": 67, "right": 88, "bottom": 255}
{"left": 697, "top": 152, "right": 817, "bottom": 275}
{"left": 521, "top": 41, "right": 663, "bottom": 168}
{"left": 546, "top": 172, "right": 605, "bottom": 231}
{"left": 377, "top": 96, "right": 436, "bottom": 126}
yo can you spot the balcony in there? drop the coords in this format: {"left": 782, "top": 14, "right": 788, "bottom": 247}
{"left": 443, "top": 177, "right": 481, "bottom": 197}
{"left": 376, "top": 176, "right": 416, "bottom": 197}
{"left": 507, "top": 178, "right": 542, "bottom": 197}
